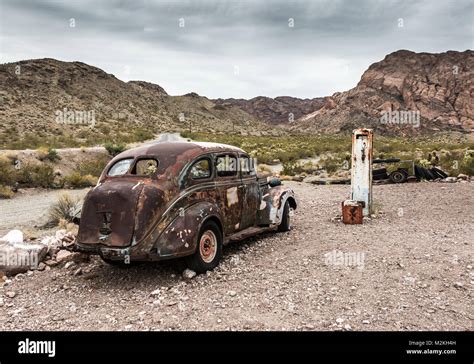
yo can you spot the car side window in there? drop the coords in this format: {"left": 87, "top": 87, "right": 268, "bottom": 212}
{"left": 133, "top": 159, "right": 158, "bottom": 176}
{"left": 190, "top": 158, "right": 211, "bottom": 179}
{"left": 216, "top": 154, "right": 237, "bottom": 177}
{"left": 240, "top": 155, "right": 256, "bottom": 176}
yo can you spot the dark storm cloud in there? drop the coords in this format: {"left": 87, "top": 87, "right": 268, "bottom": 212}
{"left": 0, "top": 0, "right": 472, "bottom": 98}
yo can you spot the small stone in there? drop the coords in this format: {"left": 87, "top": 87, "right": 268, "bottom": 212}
{"left": 73, "top": 267, "right": 82, "bottom": 276}
{"left": 344, "top": 324, "right": 352, "bottom": 330}
{"left": 182, "top": 269, "right": 196, "bottom": 280}
{"left": 336, "top": 318, "right": 345, "bottom": 324}
{"left": 37, "top": 262, "right": 46, "bottom": 271}
{"left": 228, "top": 290, "right": 237, "bottom": 297}
{"left": 362, "top": 320, "right": 370, "bottom": 324}
{"left": 64, "top": 261, "right": 76, "bottom": 269}
{"left": 15, "top": 273, "right": 26, "bottom": 280}
{"left": 6, "top": 291, "right": 16, "bottom": 298}
{"left": 453, "top": 282, "right": 464, "bottom": 289}
{"left": 44, "top": 259, "right": 58, "bottom": 267}
{"left": 150, "top": 289, "right": 161, "bottom": 296}
{"left": 56, "top": 250, "right": 73, "bottom": 263}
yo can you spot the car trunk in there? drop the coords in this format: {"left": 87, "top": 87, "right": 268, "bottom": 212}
{"left": 78, "top": 180, "right": 145, "bottom": 247}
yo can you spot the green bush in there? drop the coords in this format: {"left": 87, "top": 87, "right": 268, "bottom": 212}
{"left": 105, "top": 143, "right": 126, "bottom": 156}
{"left": 0, "top": 156, "right": 16, "bottom": 186}
{"left": 460, "top": 155, "right": 474, "bottom": 176}
{"left": 16, "top": 163, "right": 55, "bottom": 188}
{"left": 45, "top": 148, "right": 61, "bottom": 162}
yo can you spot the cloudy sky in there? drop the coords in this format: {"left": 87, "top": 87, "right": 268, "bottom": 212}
{"left": 0, "top": 0, "right": 472, "bottom": 98}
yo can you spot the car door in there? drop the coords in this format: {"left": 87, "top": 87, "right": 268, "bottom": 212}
{"left": 239, "top": 153, "right": 259, "bottom": 229}
{"left": 215, "top": 152, "right": 243, "bottom": 234}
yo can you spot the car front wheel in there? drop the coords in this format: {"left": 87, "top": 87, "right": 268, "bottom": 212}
{"left": 186, "top": 220, "right": 223, "bottom": 273}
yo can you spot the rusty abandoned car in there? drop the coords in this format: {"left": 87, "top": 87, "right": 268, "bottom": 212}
{"left": 75, "top": 141, "right": 297, "bottom": 272}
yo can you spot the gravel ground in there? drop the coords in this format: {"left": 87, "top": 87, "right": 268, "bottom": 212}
{"left": 0, "top": 181, "right": 472, "bottom": 331}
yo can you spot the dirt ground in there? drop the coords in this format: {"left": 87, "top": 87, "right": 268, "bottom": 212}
{"left": 0, "top": 181, "right": 472, "bottom": 331}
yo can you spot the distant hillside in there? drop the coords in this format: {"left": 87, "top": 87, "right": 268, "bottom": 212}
{"left": 0, "top": 58, "right": 275, "bottom": 149}
{"left": 213, "top": 96, "right": 325, "bottom": 125}
{"left": 291, "top": 50, "right": 474, "bottom": 136}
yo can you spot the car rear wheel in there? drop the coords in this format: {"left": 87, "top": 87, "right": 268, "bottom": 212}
{"left": 186, "top": 220, "right": 223, "bottom": 273}
{"left": 277, "top": 200, "right": 291, "bottom": 232}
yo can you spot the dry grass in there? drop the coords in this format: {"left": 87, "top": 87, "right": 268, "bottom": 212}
{"left": 47, "top": 193, "right": 82, "bottom": 226}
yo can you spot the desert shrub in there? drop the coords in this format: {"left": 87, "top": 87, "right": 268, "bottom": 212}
{"left": 16, "top": 163, "right": 55, "bottom": 188}
{"left": 61, "top": 172, "right": 97, "bottom": 188}
{"left": 0, "top": 156, "right": 16, "bottom": 186}
{"left": 76, "top": 155, "right": 109, "bottom": 177}
{"left": 133, "top": 128, "right": 154, "bottom": 141}
{"left": 105, "top": 143, "right": 126, "bottom": 156}
{"left": 459, "top": 154, "right": 474, "bottom": 176}
{"left": 0, "top": 184, "right": 14, "bottom": 199}
{"left": 45, "top": 148, "right": 61, "bottom": 162}
{"left": 320, "top": 156, "right": 344, "bottom": 175}
{"left": 48, "top": 193, "right": 81, "bottom": 225}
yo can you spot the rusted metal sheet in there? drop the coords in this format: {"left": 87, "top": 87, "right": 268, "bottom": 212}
{"left": 75, "top": 141, "right": 297, "bottom": 263}
{"left": 351, "top": 129, "right": 373, "bottom": 216}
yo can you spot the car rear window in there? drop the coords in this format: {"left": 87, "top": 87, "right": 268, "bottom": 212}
{"left": 107, "top": 158, "right": 133, "bottom": 176}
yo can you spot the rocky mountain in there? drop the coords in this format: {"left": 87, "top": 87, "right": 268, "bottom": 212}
{"left": 292, "top": 50, "right": 474, "bottom": 136}
{"left": 213, "top": 96, "right": 325, "bottom": 125}
{"left": 0, "top": 58, "right": 274, "bottom": 149}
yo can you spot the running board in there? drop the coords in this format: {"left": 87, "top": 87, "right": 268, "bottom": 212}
{"left": 224, "top": 226, "right": 276, "bottom": 245}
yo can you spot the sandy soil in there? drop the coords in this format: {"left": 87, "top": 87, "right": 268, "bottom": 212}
{"left": 0, "top": 181, "right": 472, "bottom": 331}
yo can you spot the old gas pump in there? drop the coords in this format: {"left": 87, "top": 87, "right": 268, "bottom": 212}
{"left": 350, "top": 129, "right": 373, "bottom": 217}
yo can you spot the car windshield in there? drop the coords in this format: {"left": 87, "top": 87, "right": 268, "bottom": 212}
{"left": 107, "top": 158, "right": 133, "bottom": 176}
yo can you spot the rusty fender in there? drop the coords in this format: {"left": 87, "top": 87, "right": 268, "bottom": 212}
{"left": 151, "top": 201, "right": 223, "bottom": 258}
{"left": 265, "top": 186, "right": 297, "bottom": 225}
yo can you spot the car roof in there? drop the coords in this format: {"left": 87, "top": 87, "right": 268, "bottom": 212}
{"left": 107, "top": 141, "right": 246, "bottom": 177}
{"left": 117, "top": 141, "right": 245, "bottom": 159}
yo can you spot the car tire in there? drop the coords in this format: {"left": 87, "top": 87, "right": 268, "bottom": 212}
{"left": 186, "top": 220, "right": 223, "bottom": 273}
{"left": 277, "top": 200, "right": 291, "bottom": 232}
{"left": 389, "top": 170, "right": 408, "bottom": 183}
